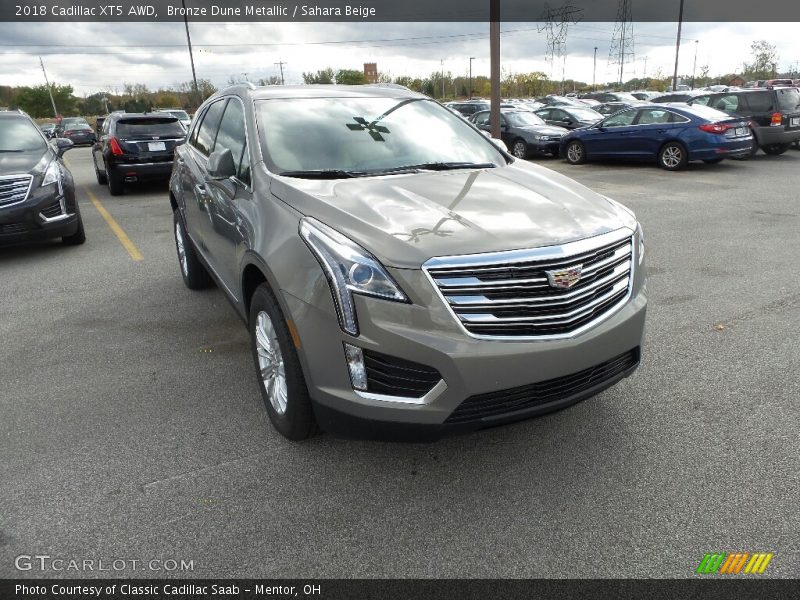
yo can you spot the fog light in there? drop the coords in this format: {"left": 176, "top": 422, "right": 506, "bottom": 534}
{"left": 344, "top": 343, "right": 367, "bottom": 391}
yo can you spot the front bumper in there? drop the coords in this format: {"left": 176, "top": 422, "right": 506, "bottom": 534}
{"left": 528, "top": 138, "right": 563, "bottom": 155}
{"left": 0, "top": 183, "right": 78, "bottom": 245}
{"left": 284, "top": 261, "right": 647, "bottom": 441}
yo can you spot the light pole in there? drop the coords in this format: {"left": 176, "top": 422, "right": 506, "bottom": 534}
{"left": 181, "top": 0, "right": 200, "bottom": 108}
{"left": 469, "top": 57, "right": 475, "bottom": 99}
{"left": 593, "top": 46, "right": 598, "bottom": 91}
{"left": 691, "top": 40, "right": 698, "bottom": 89}
{"left": 441, "top": 59, "right": 445, "bottom": 100}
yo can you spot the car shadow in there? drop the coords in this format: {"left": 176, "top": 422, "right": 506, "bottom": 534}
{"left": 0, "top": 238, "right": 69, "bottom": 260}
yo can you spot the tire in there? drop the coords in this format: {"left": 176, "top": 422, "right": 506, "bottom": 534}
{"left": 564, "top": 140, "right": 586, "bottom": 165}
{"left": 702, "top": 158, "right": 723, "bottom": 164}
{"left": 792, "top": 140, "right": 799, "bottom": 150}
{"left": 94, "top": 158, "right": 107, "bottom": 185}
{"left": 511, "top": 138, "right": 528, "bottom": 159}
{"left": 249, "top": 283, "right": 317, "bottom": 440}
{"left": 658, "top": 142, "right": 688, "bottom": 171}
{"left": 761, "top": 143, "right": 790, "bottom": 156}
{"left": 173, "top": 210, "right": 212, "bottom": 290}
{"left": 107, "top": 164, "right": 123, "bottom": 196}
{"left": 62, "top": 204, "right": 86, "bottom": 246}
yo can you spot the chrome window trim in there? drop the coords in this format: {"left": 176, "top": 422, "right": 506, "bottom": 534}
{"left": 0, "top": 174, "right": 34, "bottom": 209}
{"left": 422, "top": 227, "right": 635, "bottom": 342}
{"left": 355, "top": 379, "right": 448, "bottom": 406}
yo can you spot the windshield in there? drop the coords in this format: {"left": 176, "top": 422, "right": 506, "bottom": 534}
{"left": 776, "top": 88, "right": 800, "bottom": 111}
{"left": 0, "top": 118, "right": 47, "bottom": 152}
{"left": 116, "top": 118, "right": 185, "bottom": 138}
{"left": 166, "top": 110, "right": 190, "bottom": 120}
{"left": 568, "top": 108, "right": 602, "bottom": 121}
{"left": 256, "top": 97, "right": 505, "bottom": 174}
{"left": 505, "top": 112, "right": 546, "bottom": 126}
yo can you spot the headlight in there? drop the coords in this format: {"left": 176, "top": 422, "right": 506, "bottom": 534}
{"left": 41, "top": 160, "right": 62, "bottom": 187}
{"left": 300, "top": 217, "right": 408, "bottom": 336}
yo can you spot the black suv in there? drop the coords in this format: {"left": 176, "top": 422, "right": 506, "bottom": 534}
{"left": 448, "top": 101, "right": 489, "bottom": 117}
{"left": 687, "top": 88, "right": 800, "bottom": 155}
{"left": 0, "top": 110, "right": 85, "bottom": 246}
{"left": 92, "top": 112, "right": 186, "bottom": 195}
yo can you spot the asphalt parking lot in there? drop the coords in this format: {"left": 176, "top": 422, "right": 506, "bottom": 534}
{"left": 1, "top": 147, "right": 798, "bottom": 579}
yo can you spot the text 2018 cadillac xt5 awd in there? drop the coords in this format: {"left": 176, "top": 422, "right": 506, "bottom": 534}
{"left": 169, "top": 84, "right": 647, "bottom": 441}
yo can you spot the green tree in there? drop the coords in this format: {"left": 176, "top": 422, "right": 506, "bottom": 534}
{"left": 743, "top": 40, "right": 779, "bottom": 80}
{"left": 335, "top": 69, "right": 368, "bottom": 85}
{"left": 14, "top": 84, "right": 75, "bottom": 118}
{"left": 302, "top": 68, "right": 335, "bottom": 84}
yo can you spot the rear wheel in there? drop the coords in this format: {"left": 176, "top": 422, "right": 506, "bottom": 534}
{"left": 511, "top": 139, "right": 528, "bottom": 159}
{"left": 564, "top": 140, "right": 586, "bottom": 165}
{"left": 94, "top": 158, "right": 107, "bottom": 185}
{"left": 173, "top": 211, "right": 212, "bottom": 290}
{"left": 249, "top": 283, "right": 317, "bottom": 440}
{"left": 761, "top": 143, "right": 790, "bottom": 156}
{"left": 106, "top": 163, "right": 123, "bottom": 196}
{"left": 658, "top": 142, "right": 688, "bottom": 171}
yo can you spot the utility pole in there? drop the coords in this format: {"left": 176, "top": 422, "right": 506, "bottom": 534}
{"left": 181, "top": 0, "right": 200, "bottom": 108}
{"left": 593, "top": 46, "right": 597, "bottom": 90}
{"left": 441, "top": 59, "right": 445, "bottom": 100}
{"left": 275, "top": 60, "right": 287, "bottom": 85}
{"left": 469, "top": 57, "right": 475, "bottom": 99}
{"left": 38, "top": 57, "right": 58, "bottom": 118}
{"left": 490, "top": 0, "right": 500, "bottom": 140}
{"left": 691, "top": 40, "right": 698, "bottom": 89}
{"left": 672, "top": 0, "right": 684, "bottom": 92}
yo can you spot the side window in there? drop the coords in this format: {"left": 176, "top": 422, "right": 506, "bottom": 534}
{"left": 712, "top": 95, "right": 740, "bottom": 113}
{"left": 551, "top": 109, "right": 567, "bottom": 121}
{"left": 636, "top": 109, "right": 671, "bottom": 125}
{"left": 102, "top": 118, "right": 111, "bottom": 135}
{"left": 193, "top": 99, "right": 226, "bottom": 157}
{"left": 214, "top": 99, "right": 249, "bottom": 185}
{"left": 744, "top": 92, "right": 774, "bottom": 112}
{"left": 537, "top": 109, "right": 551, "bottom": 120}
{"left": 603, "top": 109, "right": 637, "bottom": 127}
{"left": 691, "top": 95, "right": 711, "bottom": 106}
{"left": 474, "top": 112, "right": 490, "bottom": 126}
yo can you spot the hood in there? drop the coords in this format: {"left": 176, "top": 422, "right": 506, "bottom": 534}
{"left": 0, "top": 149, "right": 49, "bottom": 176}
{"left": 270, "top": 161, "right": 636, "bottom": 269}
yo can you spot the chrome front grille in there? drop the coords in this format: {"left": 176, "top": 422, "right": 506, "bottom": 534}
{"left": 424, "top": 229, "right": 634, "bottom": 339}
{"left": 0, "top": 174, "right": 33, "bottom": 207}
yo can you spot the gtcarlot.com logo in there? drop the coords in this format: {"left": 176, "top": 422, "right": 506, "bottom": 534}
{"left": 15, "top": 554, "right": 194, "bottom": 572}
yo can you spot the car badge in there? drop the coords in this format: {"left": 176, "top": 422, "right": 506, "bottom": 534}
{"left": 546, "top": 265, "right": 583, "bottom": 289}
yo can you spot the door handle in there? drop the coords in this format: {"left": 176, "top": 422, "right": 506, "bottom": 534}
{"left": 194, "top": 183, "right": 207, "bottom": 196}
{"left": 176, "top": 158, "right": 185, "bottom": 165}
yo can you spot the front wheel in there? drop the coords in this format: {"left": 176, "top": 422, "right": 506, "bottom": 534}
{"left": 511, "top": 139, "right": 528, "bottom": 159}
{"left": 564, "top": 140, "right": 586, "bottom": 165}
{"left": 62, "top": 204, "right": 86, "bottom": 246}
{"left": 249, "top": 283, "right": 317, "bottom": 440}
{"left": 658, "top": 142, "right": 688, "bottom": 171}
{"left": 761, "top": 143, "right": 790, "bottom": 156}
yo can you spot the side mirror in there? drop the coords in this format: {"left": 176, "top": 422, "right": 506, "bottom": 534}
{"left": 207, "top": 148, "right": 236, "bottom": 180}
{"left": 52, "top": 137, "right": 74, "bottom": 158}
{"left": 488, "top": 136, "right": 508, "bottom": 152}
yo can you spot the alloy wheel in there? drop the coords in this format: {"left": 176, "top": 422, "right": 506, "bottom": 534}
{"left": 662, "top": 146, "right": 682, "bottom": 168}
{"left": 513, "top": 141, "right": 527, "bottom": 158}
{"left": 175, "top": 221, "right": 188, "bottom": 276}
{"left": 567, "top": 143, "right": 582, "bottom": 163}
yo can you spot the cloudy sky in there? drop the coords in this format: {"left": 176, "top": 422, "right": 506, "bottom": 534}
{"left": 1, "top": 21, "right": 798, "bottom": 95}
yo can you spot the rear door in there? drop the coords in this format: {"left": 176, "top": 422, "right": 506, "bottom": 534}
{"left": 180, "top": 98, "right": 227, "bottom": 258}
{"left": 627, "top": 107, "right": 679, "bottom": 156}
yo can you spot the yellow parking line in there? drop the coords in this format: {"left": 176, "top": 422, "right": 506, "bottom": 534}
{"left": 83, "top": 187, "right": 144, "bottom": 261}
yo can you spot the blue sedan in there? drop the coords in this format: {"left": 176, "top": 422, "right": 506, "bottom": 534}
{"left": 559, "top": 103, "right": 753, "bottom": 170}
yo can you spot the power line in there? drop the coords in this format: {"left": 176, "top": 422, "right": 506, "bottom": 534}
{"left": 608, "top": 0, "right": 635, "bottom": 87}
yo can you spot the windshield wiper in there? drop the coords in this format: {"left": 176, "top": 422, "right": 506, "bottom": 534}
{"left": 370, "top": 161, "right": 497, "bottom": 175}
{"left": 279, "top": 169, "right": 366, "bottom": 179}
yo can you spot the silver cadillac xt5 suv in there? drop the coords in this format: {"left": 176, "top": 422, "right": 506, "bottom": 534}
{"left": 169, "top": 84, "right": 647, "bottom": 441}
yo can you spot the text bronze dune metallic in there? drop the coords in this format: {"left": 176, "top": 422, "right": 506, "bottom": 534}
{"left": 0, "top": 174, "right": 33, "bottom": 208}
{"left": 423, "top": 228, "right": 635, "bottom": 340}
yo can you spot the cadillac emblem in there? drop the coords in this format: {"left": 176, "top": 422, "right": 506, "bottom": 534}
{"left": 545, "top": 265, "right": 583, "bottom": 289}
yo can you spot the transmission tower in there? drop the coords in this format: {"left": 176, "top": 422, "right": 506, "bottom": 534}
{"left": 537, "top": 3, "right": 583, "bottom": 93}
{"left": 608, "top": 0, "right": 635, "bottom": 88}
